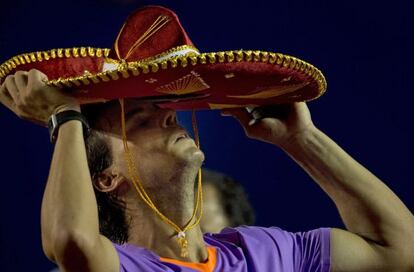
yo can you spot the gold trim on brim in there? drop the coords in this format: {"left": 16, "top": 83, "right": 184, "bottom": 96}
{"left": 0, "top": 47, "right": 111, "bottom": 79}
{"left": 0, "top": 48, "right": 327, "bottom": 101}
{"left": 103, "top": 45, "right": 199, "bottom": 66}
{"left": 0, "top": 45, "right": 199, "bottom": 80}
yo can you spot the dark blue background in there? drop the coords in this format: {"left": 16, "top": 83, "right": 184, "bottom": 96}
{"left": 0, "top": 0, "right": 412, "bottom": 271}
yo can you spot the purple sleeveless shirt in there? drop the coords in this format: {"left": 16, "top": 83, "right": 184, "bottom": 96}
{"left": 114, "top": 226, "right": 331, "bottom": 271}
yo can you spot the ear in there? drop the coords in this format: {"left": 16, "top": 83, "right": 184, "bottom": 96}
{"left": 92, "top": 167, "right": 128, "bottom": 194}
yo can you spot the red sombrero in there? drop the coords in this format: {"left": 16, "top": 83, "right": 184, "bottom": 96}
{"left": 0, "top": 5, "right": 327, "bottom": 110}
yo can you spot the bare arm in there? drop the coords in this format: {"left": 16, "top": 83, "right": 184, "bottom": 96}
{"left": 223, "top": 102, "right": 414, "bottom": 271}
{"left": 41, "top": 119, "right": 119, "bottom": 272}
{"left": 0, "top": 70, "right": 118, "bottom": 272}
{"left": 281, "top": 127, "right": 414, "bottom": 271}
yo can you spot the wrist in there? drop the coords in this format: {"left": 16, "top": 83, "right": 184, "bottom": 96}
{"left": 53, "top": 103, "right": 81, "bottom": 115}
{"left": 48, "top": 110, "right": 90, "bottom": 144}
{"left": 278, "top": 125, "right": 320, "bottom": 151}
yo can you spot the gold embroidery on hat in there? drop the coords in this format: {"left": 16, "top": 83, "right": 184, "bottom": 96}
{"left": 227, "top": 82, "right": 309, "bottom": 99}
{"left": 156, "top": 71, "right": 210, "bottom": 95}
{"left": 114, "top": 15, "right": 171, "bottom": 60}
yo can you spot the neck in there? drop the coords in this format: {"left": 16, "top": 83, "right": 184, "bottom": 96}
{"left": 123, "top": 165, "right": 207, "bottom": 262}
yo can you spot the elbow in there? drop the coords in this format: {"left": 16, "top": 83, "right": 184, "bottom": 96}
{"left": 42, "top": 237, "right": 56, "bottom": 262}
{"left": 42, "top": 228, "right": 57, "bottom": 262}
{"left": 42, "top": 228, "right": 97, "bottom": 267}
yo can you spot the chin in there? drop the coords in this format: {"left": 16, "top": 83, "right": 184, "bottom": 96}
{"left": 175, "top": 145, "right": 205, "bottom": 166}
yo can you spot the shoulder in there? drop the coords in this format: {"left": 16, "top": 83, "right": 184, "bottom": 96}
{"left": 208, "top": 225, "right": 330, "bottom": 246}
{"left": 205, "top": 226, "right": 331, "bottom": 272}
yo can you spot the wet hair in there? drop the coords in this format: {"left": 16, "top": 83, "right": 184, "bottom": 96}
{"left": 82, "top": 102, "right": 130, "bottom": 244}
{"left": 202, "top": 169, "right": 255, "bottom": 227}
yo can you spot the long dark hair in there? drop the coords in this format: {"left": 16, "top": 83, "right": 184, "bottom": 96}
{"left": 83, "top": 103, "right": 130, "bottom": 244}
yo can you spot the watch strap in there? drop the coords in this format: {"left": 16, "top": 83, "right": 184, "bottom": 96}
{"left": 48, "top": 110, "right": 91, "bottom": 144}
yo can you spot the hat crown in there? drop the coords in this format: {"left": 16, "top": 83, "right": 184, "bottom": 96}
{"left": 109, "top": 6, "right": 194, "bottom": 61}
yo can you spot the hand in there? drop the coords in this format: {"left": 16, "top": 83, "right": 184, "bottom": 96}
{"left": 0, "top": 69, "right": 80, "bottom": 126}
{"left": 221, "top": 102, "right": 316, "bottom": 148}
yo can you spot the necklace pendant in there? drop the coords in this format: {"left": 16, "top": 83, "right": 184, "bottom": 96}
{"left": 176, "top": 231, "right": 189, "bottom": 258}
{"left": 180, "top": 245, "right": 189, "bottom": 258}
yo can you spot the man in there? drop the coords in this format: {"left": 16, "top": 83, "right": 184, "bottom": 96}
{"left": 0, "top": 68, "right": 413, "bottom": 271}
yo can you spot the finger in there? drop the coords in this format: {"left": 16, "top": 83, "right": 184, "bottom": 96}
{"left": 221, "top": 108, "right": 253, "bottom": 127}
{"left": 222, "top": 107, "right": 266, "bottom": 126}
{"left": 14, "top": 71, "right": 29, "bottom": 94}
{"left": 0, "top": 82, "right": 15, "bottom": 111}
{"left": 4, "top": 75, "right": 20, "bottom": 103}
{"left": 27, "top": 69, "right": 48, "bottom": 92}
{"left": 251, "top": 105, "right": 291, "bottom": 120}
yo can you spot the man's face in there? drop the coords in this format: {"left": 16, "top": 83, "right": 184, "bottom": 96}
{"left": 98, "top": 100, "right": 204, "bottom": 188}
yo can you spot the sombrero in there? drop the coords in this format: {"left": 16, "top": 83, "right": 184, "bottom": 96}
{"left": 0, "top": 5, "right": 327, "bottom": 110}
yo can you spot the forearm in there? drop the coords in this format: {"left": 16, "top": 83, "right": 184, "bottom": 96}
{"left": 41, "top": 121, "right": 99, "bottom": 261}
{"left": 281, "top": 127, "right": 414, "bottom": 246}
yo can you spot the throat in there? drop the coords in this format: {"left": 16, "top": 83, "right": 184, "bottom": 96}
{"left": 127, "top": 217, "right": 208, "bottom": 262}
{"left": 123, "top": 165, "right": 205, "bottom": 261}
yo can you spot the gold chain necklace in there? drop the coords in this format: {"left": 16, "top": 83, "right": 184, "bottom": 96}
{"left": 119, "top": 98, "right": 203, "bottom": 257}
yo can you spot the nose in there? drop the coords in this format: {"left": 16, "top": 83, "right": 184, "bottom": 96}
{"left": 160, "top": 108, "right": 178, "bottom": 127}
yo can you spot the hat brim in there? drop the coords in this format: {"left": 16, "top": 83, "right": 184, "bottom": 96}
{"left": 0, "top": 47, "right": 326, "bottom": 110}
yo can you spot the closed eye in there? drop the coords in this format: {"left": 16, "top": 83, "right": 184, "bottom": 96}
{"left": 125, "top": 108, "right": 144, "bottom": 119}
{"left": 137, "top": 119, "right": 150, "bottom": 127}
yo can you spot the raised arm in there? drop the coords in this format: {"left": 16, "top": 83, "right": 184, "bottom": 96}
{"left": 223, "top": 102, "right": 414, "bottom": 271}
{"left": 0, "top": 70, "right": 119, "bottom": 272}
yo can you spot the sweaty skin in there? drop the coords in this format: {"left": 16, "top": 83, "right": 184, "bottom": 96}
{"left": 0, "top": 69, "right": 413, "bottom": 272}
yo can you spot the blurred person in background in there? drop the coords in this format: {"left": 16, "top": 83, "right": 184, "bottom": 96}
{"left": 200, "top": 169, "right": 255, "bottom": 234}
